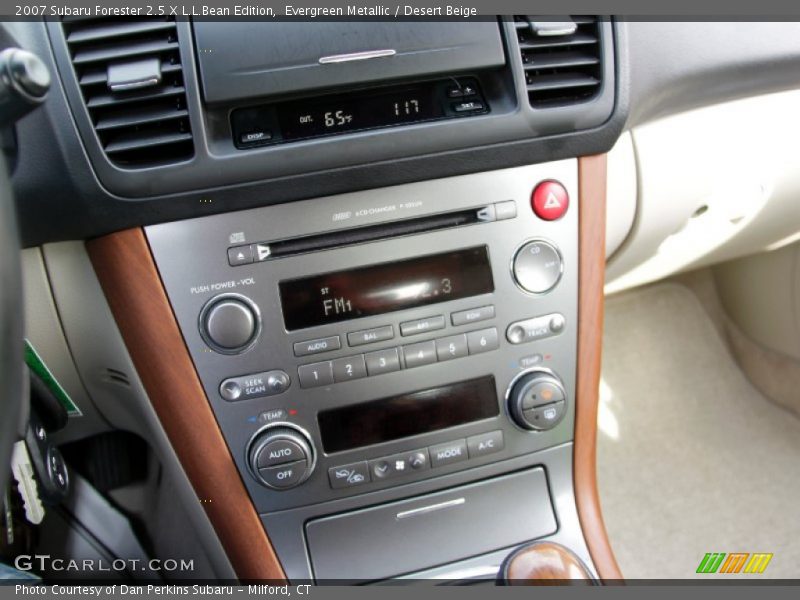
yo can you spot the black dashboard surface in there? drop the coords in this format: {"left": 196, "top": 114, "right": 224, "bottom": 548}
{"left": 6, "top": 19, "right": 800, "bottom": 247}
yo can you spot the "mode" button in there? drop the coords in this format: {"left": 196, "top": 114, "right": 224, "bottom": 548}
{"left": 429, "top": 439, "right": 468, "bottom": 468}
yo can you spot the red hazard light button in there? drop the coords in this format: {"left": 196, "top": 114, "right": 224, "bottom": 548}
{"left": 531, "top": 180, "right": 569, "bottom": 221}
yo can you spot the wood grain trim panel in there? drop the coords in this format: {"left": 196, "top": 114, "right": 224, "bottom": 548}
{"left": 87, "top": 229, "right": 285, "bottom": 582}
{"left": 574, "top": 154, "right": 623, "bottom": 581}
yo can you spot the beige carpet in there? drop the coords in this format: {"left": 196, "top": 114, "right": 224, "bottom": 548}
{"left": 597, "top": 283, "right": 800, "bottom": 579}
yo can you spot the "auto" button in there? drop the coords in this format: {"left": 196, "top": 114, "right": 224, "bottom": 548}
{"left": 256, "top": 439, "right": 305, "bottom": 468}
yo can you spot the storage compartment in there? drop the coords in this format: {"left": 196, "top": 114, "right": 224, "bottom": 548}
{"left": 305, "top": 468, "right": 556, "bottom": 581}
{"left": 193, "top": 21, "right": 506, "bottom": 104}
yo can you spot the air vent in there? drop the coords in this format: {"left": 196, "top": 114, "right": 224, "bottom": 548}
{"left": 60, "top": 17, "right": 194, "bottom": 168}
{"left": 513, "top": 16, "right": 602, "bottom": 108}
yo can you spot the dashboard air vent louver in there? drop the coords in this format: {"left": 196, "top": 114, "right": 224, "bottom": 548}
{"left": 513, "top": 16, "right": 603, "bottom": 108}
{"left": 60, "top": 17, "right": 194, "bottom": 168}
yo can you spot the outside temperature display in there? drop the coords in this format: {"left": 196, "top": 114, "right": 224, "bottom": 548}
{"left": 279, "top": 247, "right": 494, "bottom": 331}
{"left": 277, "top": 86, "right": 443, "bottom": 141}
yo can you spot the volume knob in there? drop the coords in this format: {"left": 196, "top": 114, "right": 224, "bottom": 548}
{"left": 248, "top": 426, "right": 315, "bottom": 490}
{"left": 507, "top": 371, "right": 568, "bottom": 431}
{"left": 199, "top": 294, "right": 260, "bottom": 354}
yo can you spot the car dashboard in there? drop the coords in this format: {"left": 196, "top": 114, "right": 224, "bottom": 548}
{"left": 4, "top": 15, "right": 800, "bottom": 585}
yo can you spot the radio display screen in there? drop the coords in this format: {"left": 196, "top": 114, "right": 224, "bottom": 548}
{"left": 318, "top": 376, "right": 499, "bottom": 454}
{"left": 278, "top": 246, "right": 493, "bottom": 331}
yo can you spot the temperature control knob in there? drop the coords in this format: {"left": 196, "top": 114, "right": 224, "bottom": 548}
{"left": 199, "top": 294, "right": 260, "bottom": 354}
{"left": 248, "top": 426, "right": 315, "bottom": 490}
{"left": 507, "top": 371, "right": 567, "bottom": 431}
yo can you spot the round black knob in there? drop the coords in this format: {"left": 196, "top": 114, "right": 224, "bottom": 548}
{"left": 507, "top": 370, "right": 567, "bottom": 431}
{"left": 198, "top": 294, "right": 260, "bottom": 354}
{"left": 248, "top": 426, "right": 315, "bottom": 490}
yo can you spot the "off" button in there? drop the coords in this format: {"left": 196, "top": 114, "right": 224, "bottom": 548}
{"left": 259, "top": 460, "right": 307, "bottom": 488}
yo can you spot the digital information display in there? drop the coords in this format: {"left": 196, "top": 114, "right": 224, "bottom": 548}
{"left": 277, "top": 84, "right": 444, "bottom": 141}
{"left": 279, "top": 246, "right": 494, "bottom": 331}
{"left": 318, "top": 376, "right": 499, "bottom": 454}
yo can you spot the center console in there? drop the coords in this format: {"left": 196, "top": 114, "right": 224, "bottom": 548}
{"left": 33, "top": 11, "right": 621, "bottom": 582}
{"left": 145, "top": 160, "right": 587, "bottom": 581}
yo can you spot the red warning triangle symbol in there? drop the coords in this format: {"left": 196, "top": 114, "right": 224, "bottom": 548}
{"left": 543, "top": 192, "right": 561, "bottom": 210}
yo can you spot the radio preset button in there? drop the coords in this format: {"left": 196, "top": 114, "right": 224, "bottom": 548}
{"left": 219, "top": 369, "right": 290, "bottom": 401}
{"left": 513, "top": 240, "right": 563, "bottom": 294}
{"left": 365, "top": 348, "right": 401, "bottom": 376}
{"left": 400, "top": 315, "right": 445, "bottom": 336}
{"left": 293, "top": 335, "right": 341, "bottom": 357}
{"left": 467, "top": 431, "right": 504, "bottom": 458}
{"left": 298, "top": 361, "right": 334, "bottom": 388}
{"left": 451, "top": 305, "right": 495, "bottom": 327}
{"left": 435, "top": 334, "right": 468, "bottom": 362}
{"left": 467, "top": 327, "right": 499, "bottom": 355}
{"left": 328, "top": 461, "right": 370, "bottom": 489}
{"left": 402, "top": 340, "right": 437, "bottom": 369}
{"left": 347, "top": 325, "right": 394, "bottom": 347}
{"left": 259, "top": 461, "right": 307, "bottom": 489}
{"left": 256, "top": 439, "right": 305, "bottom": 468}
{"left": 429, "top": 439, "right": 468, "bottom": 468}
{"left": 332, "top": 354, "right": 367, "bottom": 382}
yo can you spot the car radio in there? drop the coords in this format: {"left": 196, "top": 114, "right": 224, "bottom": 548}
{"left": 146, "top": 160, "right": 578, "bottom": 515}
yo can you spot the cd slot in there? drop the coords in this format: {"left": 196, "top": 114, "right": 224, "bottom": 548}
{"left": 245, "top": 201, "right": 516, "bottom": 263}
